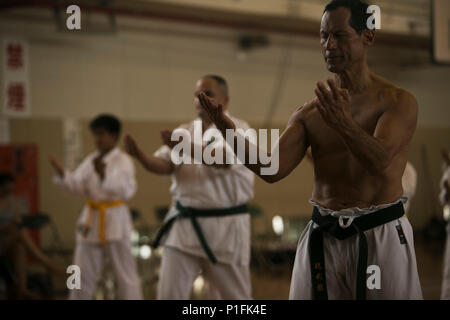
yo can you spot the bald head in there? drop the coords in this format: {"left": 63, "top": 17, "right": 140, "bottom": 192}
{"left": 194, "top": 75, "right": 230, "bottom": 118}
{"left": 202, "top": 75, "right": 228, "bottom": 96}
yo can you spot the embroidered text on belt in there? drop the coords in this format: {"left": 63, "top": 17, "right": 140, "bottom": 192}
{"left": 81, "top": 200, "right": 125, "bottom": 245}
{"left": 152, "top": 201, "right": 248, "bottom": 264}
{"left": 309, "top": 201, "right": 405, "bottom": 300}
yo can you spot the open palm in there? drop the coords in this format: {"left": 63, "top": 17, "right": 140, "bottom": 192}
{"left": 198, "top": 92, "right": 236, "bottom": 133}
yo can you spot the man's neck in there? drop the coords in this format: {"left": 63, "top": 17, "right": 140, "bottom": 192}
{"left": 99, "top": 146, "right": 115, "bottom": 157}
{"left": 336, "top": 62, "right": 372, "bottom": 94}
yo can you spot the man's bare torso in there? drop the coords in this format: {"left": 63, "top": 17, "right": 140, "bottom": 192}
{"left": 300, "top": 75, "right": 412, "bottom": 210}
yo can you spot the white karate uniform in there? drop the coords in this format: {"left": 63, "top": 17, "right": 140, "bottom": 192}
{"left": 54, "top": 147, "right": 142, "bottom": 300}
{"left": 153, "top": 116, "right": 255, "bottom": 300}
{"left": 440, "top": 166, "right": 450, "bottom": 300}
{"left": 402, "top": 162, "right": 417, "bottom": 213}
{"left": 289, "top": 199, "right": 423, "bottom": 300}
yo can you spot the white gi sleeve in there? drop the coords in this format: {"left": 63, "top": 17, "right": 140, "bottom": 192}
{"left": 154, "top": 145, "right": 172, "bottom": 162}
{"left": 101, "top": 154, "right": 137, "bottom": 201}
{"left": 52, "top": 156, "right": 91, "bottom": 197}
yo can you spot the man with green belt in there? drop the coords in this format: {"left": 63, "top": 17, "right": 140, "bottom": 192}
{"left": 125, "top": 75, "right": 255, "bottom": 299}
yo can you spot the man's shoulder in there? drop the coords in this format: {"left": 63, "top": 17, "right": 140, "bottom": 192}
{"left": 82, "top": 151, "right": 97, "bottom": 162}
{"left": 229, "top": 115, "right": 252, "bottom": 130}
{"left": 394, "top": 88, "right": 417, "bottom": 109}
{"left": 288, "top": 99, "right": 317, "bottom": 125}
{"left": 171, "top": 121, "right": 194, "bottom": 131}
{"left": 372, "top": 83, "right": 419, "bottom": 134}
{"left": 375, "top": 79, "right": 418, "bottom": 112}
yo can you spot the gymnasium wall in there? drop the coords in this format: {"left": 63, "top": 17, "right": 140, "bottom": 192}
{"left": 2, "top": 11, "right": 450, "bottom": 247}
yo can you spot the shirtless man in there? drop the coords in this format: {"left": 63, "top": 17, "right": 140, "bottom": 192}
{"left": 198, "top": 0, "right": 422, "bottom": 299}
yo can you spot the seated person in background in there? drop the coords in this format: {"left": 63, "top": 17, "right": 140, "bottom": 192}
{"left": 0, "top": 173, "right": 62, "bottom": 299}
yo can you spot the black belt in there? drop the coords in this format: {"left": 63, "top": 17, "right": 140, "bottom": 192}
{"left": 309, "top": 201, "right": 405, "bottom": 300}
{"left": 152, "top": 201, "right": 248, "bottom": 263}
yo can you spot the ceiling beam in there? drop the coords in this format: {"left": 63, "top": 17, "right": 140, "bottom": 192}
{"left": 0, "top": 0, "right": 430, "bottom": 50}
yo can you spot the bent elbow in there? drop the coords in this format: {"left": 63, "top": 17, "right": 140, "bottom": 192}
{"left": 261, "top": 174, "right": 281, "bottom": 184}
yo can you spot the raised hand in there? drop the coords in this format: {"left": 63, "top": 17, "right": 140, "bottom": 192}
{"left": 124, "top": 134, "right": 141, "bottom": 158}
{"left": 314, "top": 78, "right": 352, "bottom": 130}
{"left": 125, "top": 133, "right": 174, "bottom": 175}
{"left": 49, "top": 155, "right": 64, "bottom": 178}
{"left": 160, "top": 130, "right": 178, "bottom": 149}
{"left": 198, "top": 92, "right": 236, "bottom": 133}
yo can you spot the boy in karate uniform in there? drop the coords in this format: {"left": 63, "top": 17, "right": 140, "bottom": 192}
{"left": 51, "top": 114, "right": 142, "bottom": 300}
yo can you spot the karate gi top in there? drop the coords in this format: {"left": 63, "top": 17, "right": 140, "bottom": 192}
{"left": 154, "top": 116, "right": 255, "bottom": 266}
{"left": 54, "top": 147, "right": 137, "bottom": 243}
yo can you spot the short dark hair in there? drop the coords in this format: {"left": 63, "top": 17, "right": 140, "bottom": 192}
{"left": 324, "top": 0, "right": 371, "bottom": 35}
{"left": 0, "top": 173, "right": 14, "bottom": 187}
{"left": 203, "top": 75, "right": 229, "bottom": 96}
{"left": 89, "top": 114, "right": 121, "bottom": 136}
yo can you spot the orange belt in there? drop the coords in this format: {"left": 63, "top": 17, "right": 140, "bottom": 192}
{"left": 84, "top": 200, "right": 125, "bottom": 245}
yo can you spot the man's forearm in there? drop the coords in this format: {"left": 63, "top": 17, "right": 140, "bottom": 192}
{"left": 136, "top": 149, "right": 173, "bottom": 175}
{"left": 212, "top": 116, "right": 279, "bottom": 182}
{"left": 218, "top": 130, "right": 277, "bottom": 182}
{"left": 51, "top": 164, "right": 65, "bottom": 178}
{"left": 337, "top": 120, "right": 391, "bottom": 175}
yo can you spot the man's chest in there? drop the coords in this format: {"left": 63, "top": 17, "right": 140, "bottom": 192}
{"left": 83, "top": 157, "right": 119, "bottom": 185}
{"left": 305, "top": 97, "right": 386, "bottom": 154}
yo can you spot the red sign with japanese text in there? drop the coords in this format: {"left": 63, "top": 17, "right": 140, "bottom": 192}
{"left": 2, "top": 38, "right": 31, "bottom": 116}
